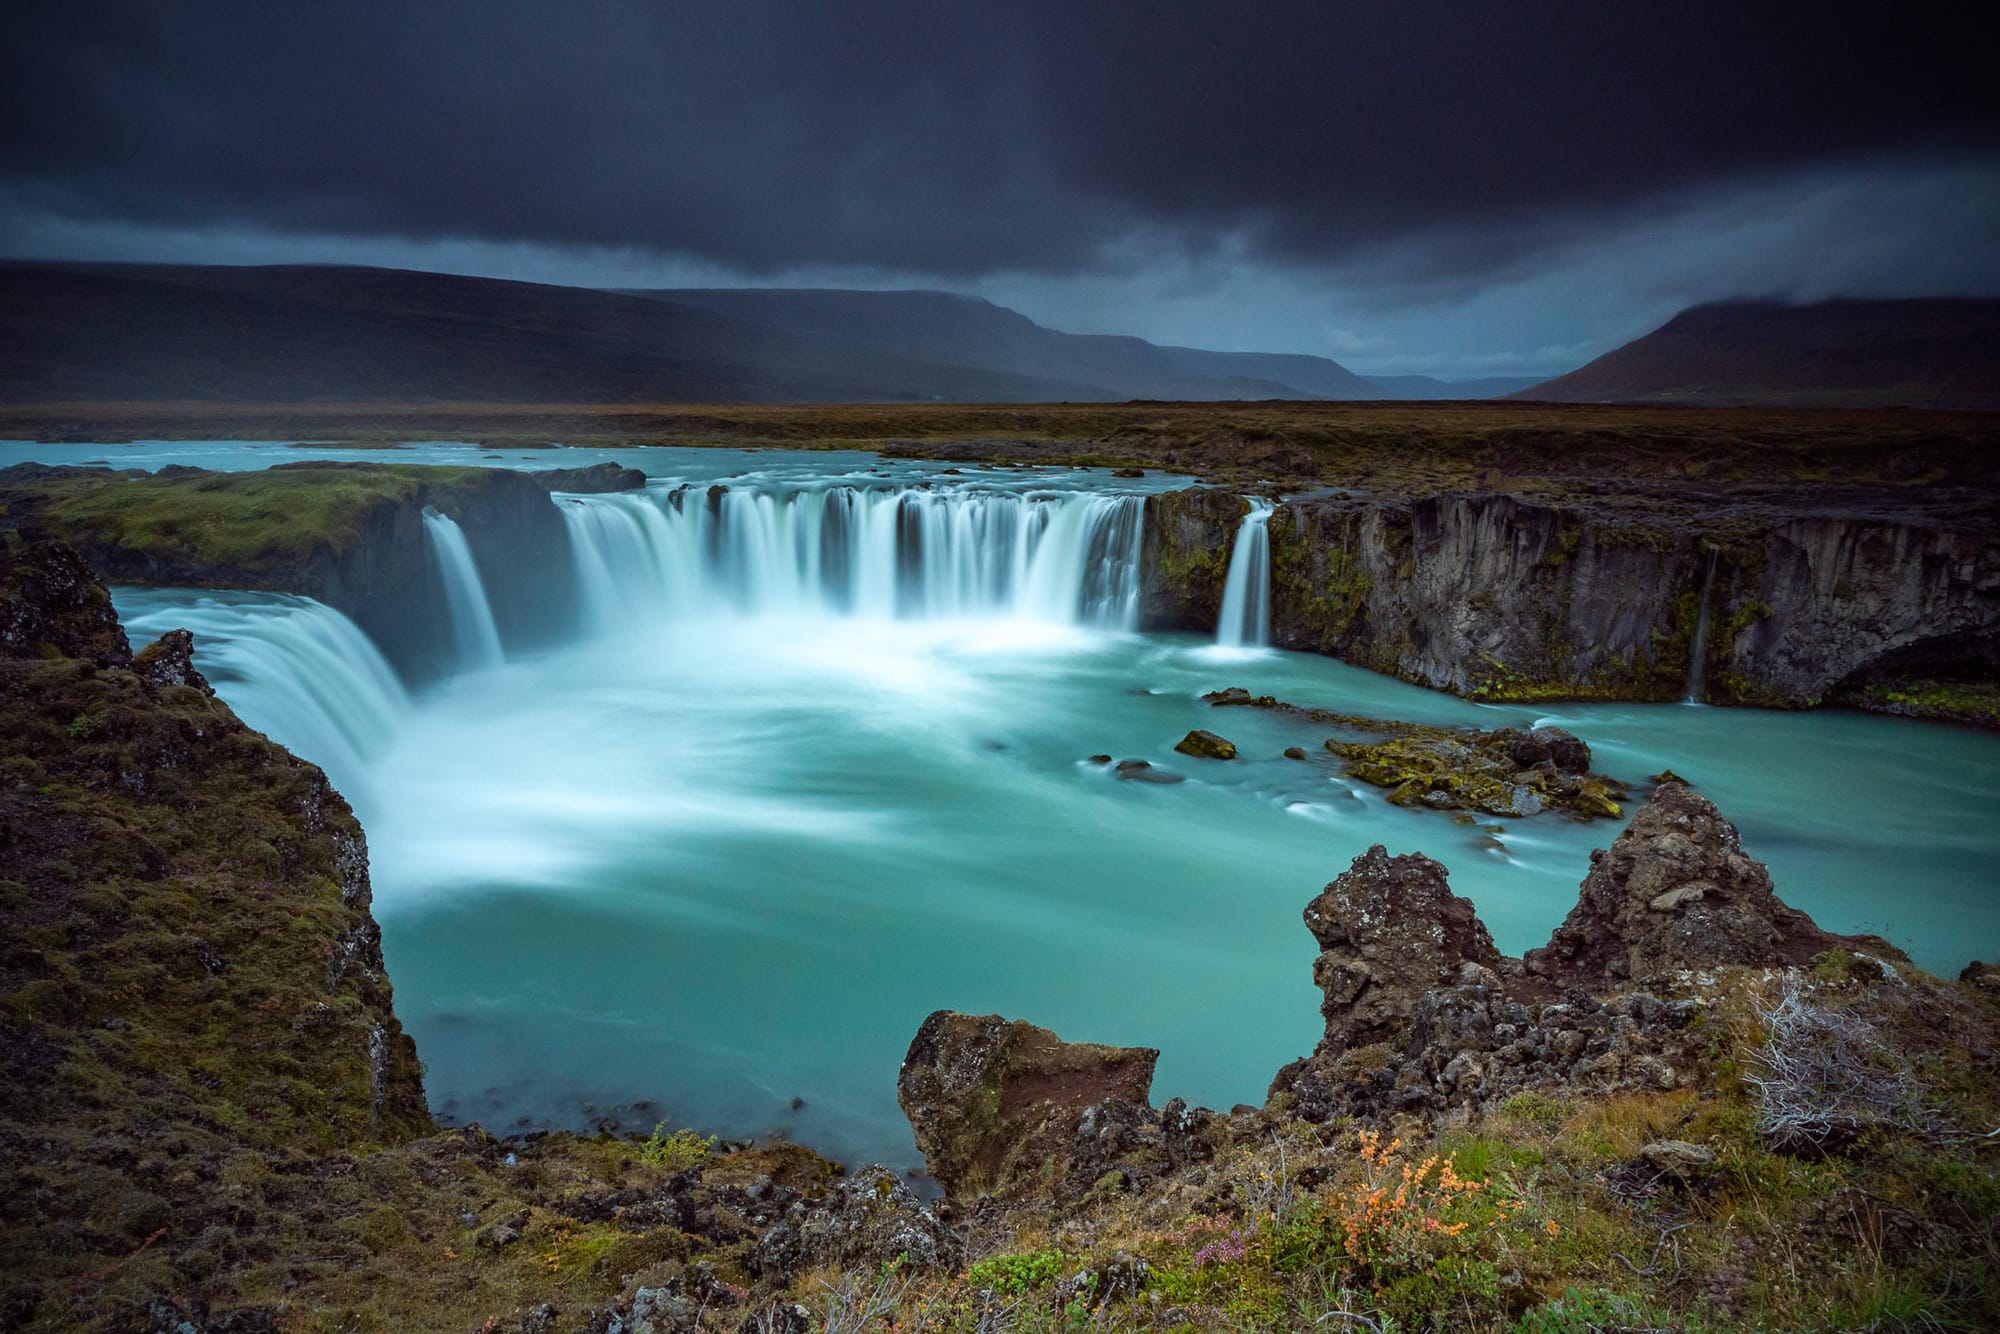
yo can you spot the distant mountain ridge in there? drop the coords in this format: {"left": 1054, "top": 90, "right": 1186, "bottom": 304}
{"left": 0, "top": 261, "right": 1382, "bottom": 404}
{"left": 1520, "top": 298, "right": 2000, "bottom": 408}
{"left": 1362, "top": 374, "right": 1549, "bottom": 400}
{"left": 613, "top": 286, "right": 1387, "bottom": 401}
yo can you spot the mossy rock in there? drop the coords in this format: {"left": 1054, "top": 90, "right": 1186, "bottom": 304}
{"left": 1174, "top": 729, "right": 1238, "bottom": 760}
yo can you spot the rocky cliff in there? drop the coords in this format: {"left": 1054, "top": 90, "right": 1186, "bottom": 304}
{"left": 0, "top": 461, "right": 644, "bottom": 681}
{"left": 1143, "top": 484, "right": 2000, "bottom": 713}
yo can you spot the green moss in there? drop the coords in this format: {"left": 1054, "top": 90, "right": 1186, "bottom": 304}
{"left": 1267, "top": 506, "right": 1372, "bottom": 653}
{"left": 31, "top": 462, "right": 486, "bottom": 568}
{"left": 1845, "top": 679, "right": 2000, "bottom": 728}
{"left": 967, "top": 1247, "right": 1067, "bottom": 1294}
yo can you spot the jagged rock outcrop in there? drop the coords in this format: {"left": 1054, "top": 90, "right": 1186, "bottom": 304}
{"left": 132, "top": 627, "right": 212, "bottom": 694}
{"left": 1269, "top": 781, "right": 1891, "bottom": 1123}
{"left": 1525, "top": 777, "right": 1905, "bottom": 986}
{"left": 1299, "top": 846, "right": 1510, "bottom": 1055}
{"left": 1142, "top": 486, "right": 2000, "bottom": 715}
{"left": 897, "top": 1011, "right": 1157, "bottom": 1199}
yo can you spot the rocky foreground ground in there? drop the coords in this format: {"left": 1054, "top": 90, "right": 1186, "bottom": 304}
{"left": 3, "top": 536, "right": 1999, "bottom": 1333}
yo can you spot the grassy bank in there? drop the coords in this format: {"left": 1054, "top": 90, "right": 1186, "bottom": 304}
{"left": 3, "top": 462, "right": 485, "bottom": 567}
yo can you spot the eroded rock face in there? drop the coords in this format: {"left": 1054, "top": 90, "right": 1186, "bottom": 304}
{"left": 1143, "top": 485, "right": 2000, "bottom": 713}
{"left": 897, "top": 1011, "right": 1157, "bottom": 1199}
{"left": 1301, "top": 846, "right": 1510, "bottom": 1054}
{"left": 1525, "top": 778, "right": 1903, "bottom": 986}
{"left": 1138, "top": 488, "right": 1249, "bottom": 630}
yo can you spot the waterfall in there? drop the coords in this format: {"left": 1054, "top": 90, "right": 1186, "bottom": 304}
{"left": 552, "top": 484, "right": 1146, "bottom": 630}
{"left": 1684, "top": 545, "right": 1719, "bottom": 704}
{"left": 1215, "top": 499, "right": 1275, "bottom": 648}
{"left": 112, "top": 589, "right": 411, "bottom": 789}
{"left": 423, "top": 509, "right": 505, "bottom": 670}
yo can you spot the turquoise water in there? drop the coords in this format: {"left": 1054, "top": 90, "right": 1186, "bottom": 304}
{"left": 55, "top": 440, "right": 2000, "bottom": 1171}
{"left": 110, "top": 593, "right": 2000, "bottom": 1171}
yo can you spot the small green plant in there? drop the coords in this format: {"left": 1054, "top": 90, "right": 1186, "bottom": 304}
{"left": 1511, "top": 1288, "right": 1697, "bottom": 1333}
{"left": 637, "top": 1121, "right": 714, "bottom": 1169}
{"left": 66, "top": 711, "right": 104, "bottom": 739}
{"left": 1500, "top": 1090, "right": 1567, "bottom": 1131}
{"left": 966, "top": 1247, "right": 1065, "bottom": 1295}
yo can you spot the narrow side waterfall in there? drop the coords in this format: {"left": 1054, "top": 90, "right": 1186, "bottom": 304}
{"left": 112, "top": 590, "right": 411, "bottom": 787}
{"left": 422, "top": 509, "right": 505, "bottom": 669}
{"left": 1685, "top": 545, "right": 1719, "bottom": 704}
{"left": 1215, "top": 499, "right": 1275, "bottom": 647}
{"left": 554, "top": 485, "right": 1146, "bottom": 629}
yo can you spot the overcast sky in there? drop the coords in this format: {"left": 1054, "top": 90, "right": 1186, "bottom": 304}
{"left": 5, "top": 1, "right": 1996, "bottom": 377}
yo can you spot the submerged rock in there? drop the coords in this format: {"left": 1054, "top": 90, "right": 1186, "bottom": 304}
{"left": 1174, "top": 728, "right": 1237, "bottom": 760}
{"left": 897, "top": 1011, "right": 1157, "bottom": 1199}
{"left": 1113, "top": 758, "right": 1184, "bottom": 784}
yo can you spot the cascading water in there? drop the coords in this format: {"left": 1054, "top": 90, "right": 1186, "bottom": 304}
{"left": 1685, "top": 545, "right": 1719, "bottom": 704}
{"left": 423, "top": 509, "right": 505, "bottom": 669}
{"left": 553, "top": 484, "right": 1146, "bottom": 629}
{"left": 74, "top": 444, "right": 2000, "bottom": 1174}
{"left": 112, "top": 589, "right": 410, "bottom": 791}
{"left": 1215, "top": 499, "right": 1275, "bottom": 648}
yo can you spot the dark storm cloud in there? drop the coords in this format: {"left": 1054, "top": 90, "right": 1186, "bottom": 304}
{"left": 3, "top": 0, "right": 1994, "bottom": 282}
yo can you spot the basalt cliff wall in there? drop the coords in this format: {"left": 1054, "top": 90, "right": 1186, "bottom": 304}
{"left": 1, "top": 461, "right": 643, "bottom": 681}
{"left": 1141, "top": 486, "right": 2000, "bottom": 711}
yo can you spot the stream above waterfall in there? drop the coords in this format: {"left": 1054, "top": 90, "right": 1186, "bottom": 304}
{"left": 29, "top": 439, "right": 1994, "bottom": 1173}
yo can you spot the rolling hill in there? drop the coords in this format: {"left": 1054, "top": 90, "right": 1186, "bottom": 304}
{"left": 0, "top": 261, "right": 1378, "bottom": 404}
{"left": 1520, "top": 298, "right": 2000, "bottom": 408}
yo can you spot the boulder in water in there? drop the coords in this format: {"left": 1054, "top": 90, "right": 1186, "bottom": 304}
{"left": 1174, "top": 729, "right": 1237, "bottom": 760}
{"left": 897, "top": 1010, "right": 1157, "bottom": 1199}
{"left": 1511, "top": 725, "right": 1591, "bottom": 775}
